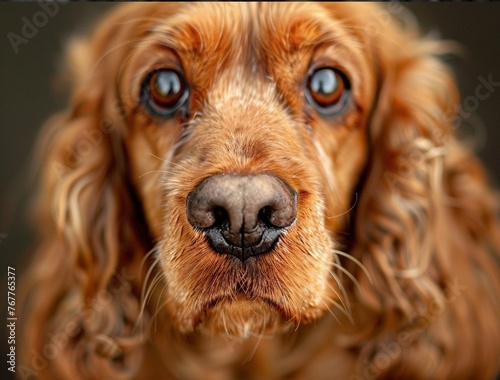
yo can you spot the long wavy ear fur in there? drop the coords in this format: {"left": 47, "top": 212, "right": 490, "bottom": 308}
{"left": 348, "top": 12, "right": 500, "bottom": 379}
{"left": 19, "top": 6, "right": 153, "bottom": 379}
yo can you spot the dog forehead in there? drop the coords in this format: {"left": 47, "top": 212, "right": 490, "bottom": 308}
{"left": 153, "top": 2, "right": 337, "bottom": 60}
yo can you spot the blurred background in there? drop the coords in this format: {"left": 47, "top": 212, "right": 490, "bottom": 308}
{"left": 1, "top": 3, "right": 499, "bottom": 379}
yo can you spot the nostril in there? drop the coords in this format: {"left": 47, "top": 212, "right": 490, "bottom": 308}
{"left": 212, "top": 206, "right": 229, "bottom": 228}
{"left": 257, "top": 189, "right": 297, "bottom": 229}
{"left": 258, "top": 206, "right": 276, "bottom": 227}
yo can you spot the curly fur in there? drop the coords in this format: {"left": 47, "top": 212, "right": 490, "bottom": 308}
{"left": 19, "top": 3, "right": 499, "bottom": 379}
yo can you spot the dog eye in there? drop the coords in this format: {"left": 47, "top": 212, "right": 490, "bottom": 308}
{"left": 142, "top": 69, "right": 189, "bottom": 117}
{"left": 306, "top": 68, "right": 349, "bottom": 115}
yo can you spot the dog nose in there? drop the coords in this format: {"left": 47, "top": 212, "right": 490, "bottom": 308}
{"left": 186, "top": 174, "right": 297, "bottom": 261}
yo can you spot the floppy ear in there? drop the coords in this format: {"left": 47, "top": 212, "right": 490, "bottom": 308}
{"left": 348, "top": 20, "right": 500, "bottom": 378}
{"left": 20, "top": 5, "right": 155, "bottom": 379}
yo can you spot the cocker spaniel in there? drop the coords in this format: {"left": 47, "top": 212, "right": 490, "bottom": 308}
{"left": 20, "top": 3, "right": 500, "bottom": 379}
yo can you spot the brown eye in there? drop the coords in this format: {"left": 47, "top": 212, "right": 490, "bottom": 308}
{"left": 306, "top": 68, "right": 349, "bottom": 115}
{"left": 142, "top": 69, "right": 189, "bottom": 116}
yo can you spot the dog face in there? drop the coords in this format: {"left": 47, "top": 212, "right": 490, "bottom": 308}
{"left": 114, "top": 2, "right": 375, "bottom": 336}
{"left": 21, "top": 2, "right": 500, "bottom": 379}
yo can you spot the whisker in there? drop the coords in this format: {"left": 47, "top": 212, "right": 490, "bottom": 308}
{"left": 243, "top": 323, "right": 271, "bottom": 363}
{"left": 138, "top": 169, "right": 176, "bottom": 179}
{"left": 139, "top": 245, "right": 160, "bottom": 278}
{"left": 321, "top": 300, "right": 342, "bottom": 325}
{"left": 90, "top": 37, "right": 146, "bottom": 77}
{"left": 137, "top": 153, "right": 190, "bottom": 180}
{"left": 326, "top": 193, "right": 359, "bottom": 220}
{"left": 242, "top": 337, "right": 262, "bottom": 363}
{"left": 326, "top": 290, "right": 353, "bottom": 324}
{"left": 147, "top": 152, "right": 168, "bottom": 163}
{"left": 325, "top": 272, "right": 351, "bottom": 317}
{"left": 333, "top": 249, "right": 372, "bottom": 283}
{"left": 154, "top": 280, "right": 168, "bottom": 318}
{"left": 222, "top": 307, "right": 230, "bottom": 338}
{"left": 140, "top": 253, "right": 161, "bottom": 303}
{"left": 144, "top": 271, "right": 165, "bottom": 308}
{"left": 136, "top": 255, "right": 163, "bottom": 330}
{"left": 292, "top": 311, "right": 301, "bottom": 332}
{"left": 331, "top": 262, "right": 367, "bottom": 297}
{"left": 149, "top": 282, "right": 169, "bottom": 332}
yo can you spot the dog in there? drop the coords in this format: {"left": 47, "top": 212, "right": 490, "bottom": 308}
{"left": 19, "top": 3, "right": 500, "bottom": 379}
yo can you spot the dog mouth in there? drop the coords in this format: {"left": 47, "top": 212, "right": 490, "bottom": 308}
{"left": 165, "top": 245, "right": 333, "bottom": 336}
{"left": 191, "top": 294, "right": 292, "bottom": 337}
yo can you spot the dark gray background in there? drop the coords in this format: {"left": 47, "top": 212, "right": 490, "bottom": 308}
{"left": 1, "top": 3, "right": 499, "bottom": 379}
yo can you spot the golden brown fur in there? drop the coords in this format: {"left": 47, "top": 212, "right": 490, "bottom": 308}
{"left": 19, "top": 3, "right": 500, "bottom": 379}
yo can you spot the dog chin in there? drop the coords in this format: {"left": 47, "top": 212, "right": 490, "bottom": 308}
{"left": 194, "top": 298, "right": 292, "bottom": 339}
